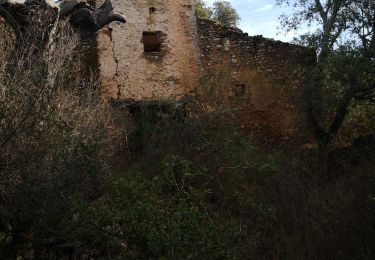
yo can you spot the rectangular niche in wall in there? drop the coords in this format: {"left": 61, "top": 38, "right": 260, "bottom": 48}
{"left": 149, "top": 7, "right": 156, "bottom": 15}
{"left": 143, "top": 31, "right": 161, "bottom": 52}
{"left": 233, "top": 84, "right": 246, "bottom": 97}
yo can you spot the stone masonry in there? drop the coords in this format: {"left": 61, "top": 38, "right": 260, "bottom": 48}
{"left": 196, "top": 19, "right": 316, "bottom": 142}
{"left": 97, "top": 0, "right": 201, "bottom": 101}
{"left": 97, "top": 0, "right": 316, "bottom": 143}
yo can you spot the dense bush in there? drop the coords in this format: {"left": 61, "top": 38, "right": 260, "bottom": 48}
{"left": 49, "top": 104, "right": 375, "bottom": 259}
{"left": 0, "top": 20, "right": 123, "bottom": 258}
{"left": 1, "top": 82, "right": 374, "bottom": 258}
{"left": 55, "top": 105, "right": 279, "bottom": 259}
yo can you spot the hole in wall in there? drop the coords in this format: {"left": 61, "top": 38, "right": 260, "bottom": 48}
{"left": 233, "top": 84, "right": 246, "bottom": 97}
{"left": 142, "top": 31, "right": 161, "bottom": 52}
{"left": 149, "top": 7, "right": 156, "bottom": 14}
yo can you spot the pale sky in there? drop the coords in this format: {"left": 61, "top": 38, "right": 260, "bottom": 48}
{"left": 203, "top": 0, "right": 301, "bottom": 42}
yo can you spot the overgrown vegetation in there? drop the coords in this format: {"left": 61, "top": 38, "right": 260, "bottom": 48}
{"left": 277, "top": 0, "right": 375, "bottom": 146}
{"left": 2, "top": 96, "right": 374, "bottom": 258}
{"left": 0, "top": 1, "right": 374, "bottom": 259}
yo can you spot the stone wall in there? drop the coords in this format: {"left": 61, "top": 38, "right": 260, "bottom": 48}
{"left": 196, "top": 19, "right": 316, "bottom": 143}
{"left": 97, "top": 0, "right": 201, "bottom": 101}
{"left": 96, "top": 2, "right": 316, "bottom": 143}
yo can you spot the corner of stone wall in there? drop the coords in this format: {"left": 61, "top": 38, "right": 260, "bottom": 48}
{"left": 195, "top": 18, "right": 317, "bottom": 145}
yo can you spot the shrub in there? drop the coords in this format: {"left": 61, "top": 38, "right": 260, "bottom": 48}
{"left": 0, "top": 19, "right": 123, "bottom": 258}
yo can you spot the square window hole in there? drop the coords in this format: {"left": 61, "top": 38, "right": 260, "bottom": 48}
{"left": 143, "top": 31, "right": 161, "bottom": 52}
{"left": 233, "top": 84, "right": 246, "bottom": 97}
{"left": 149, "top": 7, "right": 156, "bottom": 14}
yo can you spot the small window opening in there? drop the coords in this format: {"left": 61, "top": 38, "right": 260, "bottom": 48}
{"left": 234, "top": 84, "right": 246, "bottom": 97}
{"left": 143, "top": 31, "right": 161, "bottom": 52}
{"left": 149, "top": 7, "right": 156, "bottom": 14}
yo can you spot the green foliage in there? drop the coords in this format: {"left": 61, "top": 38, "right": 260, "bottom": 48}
{"left": 2, "top": 97, "right": 375, "bottom": 259}
{"left": 277, "top": 0, "right": 375, "bottom": 145}
{"left": 63, "top": 161, "right": 238, "bottom": 259}
{"left": 345, "top": 99, "right": 375, "bottom": 136}
{"left": 195, "top": 0, "right": 240, "bottom": 27}
{"left": 195, "top": 0, "right": 212, "bottom": 20}
{"left": 212, "top": 1, "right": 241, "bottom": 27}
{"left": 317, "top": 49, "right": 375, "bottom": 141}
{"left": 259, "top": 154, "right": 279, "bottom": 175}
{"left": 55, "top": 105, "right": 279, "bottom": 259}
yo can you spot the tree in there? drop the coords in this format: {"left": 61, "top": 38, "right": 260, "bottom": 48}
{"left": 195, "top": 0, "right": 212, "bottom": 20}
{"left": 347, "top": 0, "right": 375, "bottom": 56}
{"left": 194, "top": 0, "right": 240, "bottom": 27}
{"left": 212, "top": 1, "right": 240, "bottom": 27}
{"left": 276, "top": 0, "right": 375, "bottom": 147}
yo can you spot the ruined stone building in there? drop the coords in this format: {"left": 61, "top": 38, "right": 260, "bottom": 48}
{"left": 0, "top": 0, "right": 316, "bottom": 143}
{"left": 97, "top": 0, "right": 315, "bottom": 143}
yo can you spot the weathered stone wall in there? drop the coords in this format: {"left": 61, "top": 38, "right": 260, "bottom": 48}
{"left": 196, "top": 19, "right": 316, "bottom": 143}
{"left": 96, "top": 2, "right": 316, "bottom": 143}
{"left": 97, "top": 0, "right": 201, "bottom": 101}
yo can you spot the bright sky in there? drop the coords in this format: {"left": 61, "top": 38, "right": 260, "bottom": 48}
{"left": 204, "top": 0, "right": 300, "bottom": 42}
